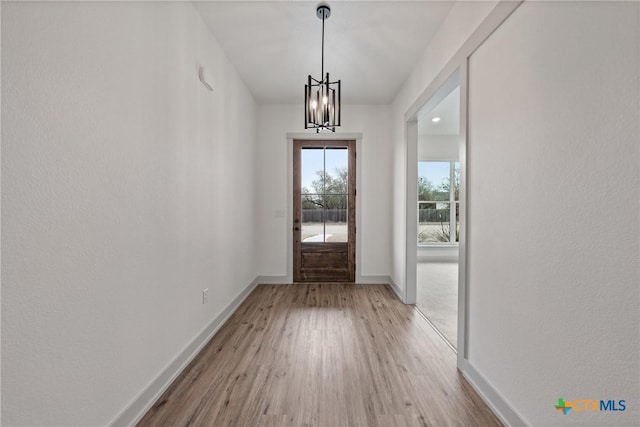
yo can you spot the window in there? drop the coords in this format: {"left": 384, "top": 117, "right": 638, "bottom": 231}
{"left": 418, "top": 161, "right": 459, "bottom": 244}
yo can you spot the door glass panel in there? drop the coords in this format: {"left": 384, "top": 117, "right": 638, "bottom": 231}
{"left": 300, "top": 146, "right": 349, "bottom": 243}
{"left": 302, "top": 196, "right": 325, "bottom": 242}
{"left": 301, "top": 147, "right": 326, "bottom": 242}
{"left": 301, "top": 148, "right": 324, "bottom": 193}
{"left": 325, "top": 147, "right": 348, "bottom": 194}
{"left": 325, "top": 194, "right": 347, "bottom": 242}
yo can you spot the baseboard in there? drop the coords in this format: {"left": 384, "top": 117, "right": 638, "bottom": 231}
{"left": 358, "top": 274, "right": 391, "bottom": 284}
{"left": 255, "top": 275, "right": 290, "bottom": 284}
{"left": 109, "top": 277, "right": 260, "bottom": 427}
{"left": 386, "top": 276, "right": 405, "bottom": 303}
{"left": 257, "top": 275, "right": 397, "bottom": 288}
{"left": 417, "top": 255, "right": 459, "bottom": 263}
{"left": 458, "top": 359, "right": 527, "bottom": 426}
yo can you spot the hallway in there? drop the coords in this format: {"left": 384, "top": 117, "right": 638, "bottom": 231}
{"left": 3, "top": 1, "right": 638, "bottom": 425}
{"left": 138, "top": 284, "right": 500, "bottom": 426}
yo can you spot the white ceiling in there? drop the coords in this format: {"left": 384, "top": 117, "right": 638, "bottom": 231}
{"left": 194, "top": 1, "right": 455, "bottom": 104}
{"left": 417, "top": 85, "right": 459, "bottom": 135}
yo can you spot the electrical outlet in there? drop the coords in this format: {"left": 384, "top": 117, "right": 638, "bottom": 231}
{"left": 202, "top": 288, "right": 208, "bottom": 304}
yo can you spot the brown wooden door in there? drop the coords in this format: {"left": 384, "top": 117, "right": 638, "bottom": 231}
{"left": 293, "top": 139, "right": 356, "bottom": 282}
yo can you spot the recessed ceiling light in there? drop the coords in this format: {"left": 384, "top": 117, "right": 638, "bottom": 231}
{"left": 431, "top": 117, "right": 441, "bottom": 123}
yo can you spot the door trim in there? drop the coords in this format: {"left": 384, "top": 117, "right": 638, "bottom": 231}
{"left": 286, "top": 132, "right": 363, "bottom": 283}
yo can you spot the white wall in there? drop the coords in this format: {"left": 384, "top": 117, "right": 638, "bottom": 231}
{"left": 418, "top": 135, "right": 459, "bottom": 161}
{"left": 467, "top": 1, "right": 639, "bottom": 424}
{"left": 0, "top": 3, "right": 4, "bottom": 421}
{"left": 390, "top": 1, "right": 499, "bottom": 293}
{"left": 256, "top": 104, "right": 392, "bottom": 279}
{"left": 1, "top": 2, "right": 257, "bottom": 425}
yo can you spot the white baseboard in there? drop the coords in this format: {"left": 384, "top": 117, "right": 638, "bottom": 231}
{"left": 386, "top": 276, "right": 405, "bottom": 303}
{"left": 255, "top": 275, "right": 290, "bottom": 284}
{"left": 458, "top": 359, "right": 527, "bottom": 426}
{"left": 257, "top": 275, "right": 397, "bottom": 289}
{"left": 109, "top": 277, "right": 260, "bottom": 427}
{"left": 357, "top": 274, "right": 391, "bottom": 284}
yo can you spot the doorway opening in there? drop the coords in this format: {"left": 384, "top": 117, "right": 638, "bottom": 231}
{"left": 413, "top": 74, "right": 461, "bottom": 350}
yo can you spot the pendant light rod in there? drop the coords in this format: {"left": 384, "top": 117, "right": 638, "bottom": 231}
{"left": 317, "top": 4, "right": 330, "bottom": 78}
{"left": 305, "top": 3, "right": 340, "bottom": 132}
{"left": 321, "top": 11, "right": 324, "bottom": 78}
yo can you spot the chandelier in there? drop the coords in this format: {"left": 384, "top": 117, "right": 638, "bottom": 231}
{"left": 305, "top": 3, "right": 341, "bottom": 132}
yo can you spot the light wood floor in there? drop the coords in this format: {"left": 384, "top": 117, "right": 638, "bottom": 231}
{"left": 138, "top": 284, "right": 501, "bottom": 427}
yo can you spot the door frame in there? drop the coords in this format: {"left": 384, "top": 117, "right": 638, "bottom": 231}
{"left": 293, "top": 139, "right": 356, "bottom": 282}
{"left": 402, "top": 1, "right": 523, "bottom": 367}
{"left": 286, "top": 132, "right": 363, "bottom": 283}
{"left": 406, "top": 70, "right": 461, "bottom": 351}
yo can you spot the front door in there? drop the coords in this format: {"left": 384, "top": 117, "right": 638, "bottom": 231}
{"left": 293, "top": 139, "right": 356, "bottom": 282}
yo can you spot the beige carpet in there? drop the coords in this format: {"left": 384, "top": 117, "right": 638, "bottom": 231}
{"left": 416, "top": 262, "right": 458, "bottom": 349}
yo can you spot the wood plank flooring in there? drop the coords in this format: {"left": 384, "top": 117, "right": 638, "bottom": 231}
{"left": 138, "top": 284, "right": 501, "bottom": 427}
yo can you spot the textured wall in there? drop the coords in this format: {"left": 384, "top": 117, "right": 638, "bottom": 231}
{"left": 1, "top": 2, "right": 257, "bottom": 425}
{"left": 467, "top": 1, "right": 639, "bottom": 424}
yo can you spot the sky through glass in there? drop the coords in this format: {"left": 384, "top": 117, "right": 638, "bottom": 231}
{"left": 302, "top": 147, "right": 347, "bottom": 191}
{"left": 418, "top": 161, "right": 450, "bottom": 189}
